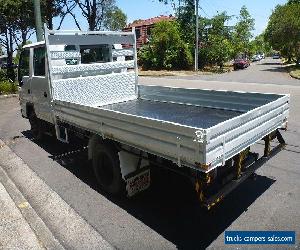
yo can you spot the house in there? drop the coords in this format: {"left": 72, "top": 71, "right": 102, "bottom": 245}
{"left": 123, "top": 15, "right": 175, "bottom": 49}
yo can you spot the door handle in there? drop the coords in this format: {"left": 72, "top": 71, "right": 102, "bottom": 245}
{"left": 44, "top": 92, "right": 47, "bottom": 97}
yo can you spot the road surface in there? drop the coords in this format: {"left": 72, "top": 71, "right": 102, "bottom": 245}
{"left": 0, "top": 61, "right": 299, "bottom": 249}
{"left": 158, "top": 58, "right": 299, "bottom": 86}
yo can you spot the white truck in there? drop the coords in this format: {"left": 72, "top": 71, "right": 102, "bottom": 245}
{"left": 18, "top": 27, "right": 289, "bottom": 209}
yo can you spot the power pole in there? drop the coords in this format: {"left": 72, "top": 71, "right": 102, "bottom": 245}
{"left": 33, "top": 0, "right": 43, "bottom": 41}
{"left": 195, "top": 0, "right": 199, "bottom": 71}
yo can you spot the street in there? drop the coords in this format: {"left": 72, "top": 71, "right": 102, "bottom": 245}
{"left": 0, "top": 60, "right": 299, "bottom": 249}
{"left": 160, "top": 58, "right": 300, "bottom": 86}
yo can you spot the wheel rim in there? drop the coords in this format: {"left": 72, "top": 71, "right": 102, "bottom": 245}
{"left": 97, "top": 152, "right": 114, "bottom": 186}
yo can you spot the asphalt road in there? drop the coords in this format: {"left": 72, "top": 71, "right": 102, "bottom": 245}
{"left": 161, "top": 58, "right": 300, "bottom": 86}
{"left": 0, "top": 61, "right": 299, "bottom": 249}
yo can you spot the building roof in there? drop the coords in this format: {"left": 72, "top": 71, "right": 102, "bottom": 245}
{"left": 125, "top": 15, "right": 175, "bottom": 28}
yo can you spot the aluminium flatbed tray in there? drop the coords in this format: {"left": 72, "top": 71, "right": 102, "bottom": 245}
{"left": 101, "top": 99, "right": 243, "bottom": 129}
{"left": 53, "top": 85, "right": 289, "bottom": 173}
{"left": 44, "top": 29, "right": 289, "bottom": 173}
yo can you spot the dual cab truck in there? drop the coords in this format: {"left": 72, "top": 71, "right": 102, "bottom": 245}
{"left": 18, "top": 27, "right": 289, "bottom": 209}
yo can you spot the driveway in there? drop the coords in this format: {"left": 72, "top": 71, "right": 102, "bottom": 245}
{"left": 156, "top": 58, "right": 299, "bottom": 86}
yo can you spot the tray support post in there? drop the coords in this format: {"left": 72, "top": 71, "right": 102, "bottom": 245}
{"left": 263, "top": 134, "right": 271, "bottom": 157}
{"left": 234, "top": 152, "right": 243, "bottom": 179}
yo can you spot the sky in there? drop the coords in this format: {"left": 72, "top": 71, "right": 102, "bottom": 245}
{"left": 54, "top": 0, "right": 288, "bottom": 37}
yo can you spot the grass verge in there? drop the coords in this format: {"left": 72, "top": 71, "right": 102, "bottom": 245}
{"left": 139, "top": 66, "right": 232, "bottom": 77}
{"left": 285, "top": 65, "right": 300, "bottom": 80}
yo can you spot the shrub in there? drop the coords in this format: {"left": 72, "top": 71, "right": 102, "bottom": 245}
{"left": 0, "top": 81, "right": 18, "bottom": 95}
{"left": 0, "top": 69, "right": 7, "bottom": 82}
{"left": 139, "top": 20, "right": 193, "bottom": 70}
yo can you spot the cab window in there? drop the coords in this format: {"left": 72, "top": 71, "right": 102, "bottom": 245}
{"left": 80, "top": 44, "right": 110, "bottom": 64}
{"left": 33, "top": 47, "right": 46, "bottom": 76}
{"left": 18, "top": 49, "right": 30, "bottom": 86}
{"left": 65, "top": 45, "right": 78, "bottom": 65}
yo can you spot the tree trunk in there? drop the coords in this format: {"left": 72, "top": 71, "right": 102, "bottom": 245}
{"left": 89, "top": 0, "right": 97, "bottom": 31}
{"left": 6, "top": 28, "right": 15, "bottom": 82}
{"left": 48, "top": 18, "right": 53, "bottom": 30}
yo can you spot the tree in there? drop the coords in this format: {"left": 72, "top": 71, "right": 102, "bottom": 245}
{"left": 249, "top": 33, "right": 272, "bottom": 56}
{"left": 265, "top": 3, "right": 300, "bottom": 64}
{"left": 67, "top": 0, "right": 118, "bottom": 31}
{"left": 176, "top": 0, "right": 195, "bottom": 43}
{"left": 232, "top": 6, "right": 254, "bottom": 58}
{"left": 41, "top": 0, "right": 68, "bottom": 30}
{"left": 204, "top": 12, "right": 233, "bottom": 68}
{"left": 104, "top": 6, "right": 127, "bottom": 31}
{"left": 139, "top": 20, "right": 192, "bottom": 70}
{"left": 287, "top": 0, "right": 300, "bottom": 4}
{"left": 0, "top": 0, "right": 35, "bottom": 81}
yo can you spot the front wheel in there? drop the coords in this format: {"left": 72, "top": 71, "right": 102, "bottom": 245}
{"left": 28, "top": 112, "right": 44, "bottom": 140}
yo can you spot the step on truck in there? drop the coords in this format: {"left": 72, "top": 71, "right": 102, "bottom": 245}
{"left": 18, "top": 26, "right": 290, "bottom": 209}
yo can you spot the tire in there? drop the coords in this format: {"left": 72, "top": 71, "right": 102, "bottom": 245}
{"left": 92, "top": 142, "right": 125, "bottom": 195}
{"left": 28, "top": 112, "right": 44, "bottom": 140}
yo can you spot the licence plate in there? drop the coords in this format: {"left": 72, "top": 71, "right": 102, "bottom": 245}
{"left": 126, "top": 169, "right": 150, "bottom": 197}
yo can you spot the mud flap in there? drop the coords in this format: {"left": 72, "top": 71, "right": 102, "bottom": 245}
{"left": 125, "top": 167, "right": 150, "bottom": 197}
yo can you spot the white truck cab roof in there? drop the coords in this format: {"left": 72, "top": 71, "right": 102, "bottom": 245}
{"left": 23, "top": 41, "right": 45, "bottom": 49}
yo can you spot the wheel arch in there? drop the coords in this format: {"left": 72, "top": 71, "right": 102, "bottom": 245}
{"left": 26, "top": 103, "right": 35, "bottom": 117}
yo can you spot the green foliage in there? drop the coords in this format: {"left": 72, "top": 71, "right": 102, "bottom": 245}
{"left": 206, "top": 36, "right": 233, "bottom": 68}
{"left": 265, "top": 3, "right": 300, "bottom": 64}
{"left": 288, "top": 0, "right": 300, "bottom": 4}
{"left": 176, "top": 1, "right": 196, "bottom": 43}
{"left": 0, "top": 0, "right": 35, "bottom": 81}
{"left": 0, "top": 80, "right": 18, "bottom": 95}
{"left": 249, "top": 33, "right": 272, "bottom": 56}
{"left": 203, "top": 12, "right": 234, "bottom": 68}
{"left": 104, "top": 6, "right": 127, "bottom": 31}
{"left": 232, "top": 6, "right": 255, "bottom": 57}
{"left": 41, "top": 0, "right": 66, "bottom": 29}
{"left": 139, "top": 20, "right": 192, "bottom": 70}
{"left": 73, "top": 0, "right": 121, "bottom": 31}
{"left": 0, "top": 69, "right": 7, "bottom": 81}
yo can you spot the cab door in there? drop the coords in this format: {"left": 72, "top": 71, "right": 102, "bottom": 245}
{"left": 18, "top": 48, "right": 32, "bottom": 117}
{"left": 30, "top": 46, "right": 52, "bottom": 123}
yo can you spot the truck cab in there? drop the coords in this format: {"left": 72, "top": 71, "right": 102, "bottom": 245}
{"left": 18, "top": 40, "right": 126, "bottom": 125}
{"left": 18, "top": 42, "right": 52, "bottom": 124}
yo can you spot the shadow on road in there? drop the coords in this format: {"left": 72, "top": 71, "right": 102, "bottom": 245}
{"left": 260, "top": 67, "right": 287, "bottom": 73}
{"left": 259, "top": 62, "right": 282, "bottom": 66}
{"left": 22, "top": 130, "right": 275, "bottom": 249}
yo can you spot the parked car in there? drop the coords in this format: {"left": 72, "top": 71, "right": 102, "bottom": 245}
{"left": 273, "top": 53, "right": 281, "bottom": 59}
{"left": 233, "top": 58, "right": 250, "bottom": 70}
{"left": 252, "top": 55, "right": 261, "bottom": 62}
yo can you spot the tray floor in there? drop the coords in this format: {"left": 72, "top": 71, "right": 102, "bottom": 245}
{"left": 101, "top": 99, "right": 244, "bottom": 129}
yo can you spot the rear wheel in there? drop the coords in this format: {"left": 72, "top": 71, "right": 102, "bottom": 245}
{"left": 28, "top": 112, "right": 44, "bottom": 140}
{"left": 92, "top": 142, "right": 125, "bottom": 195}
